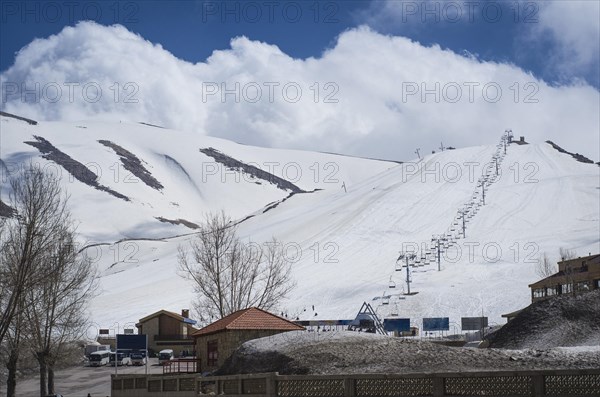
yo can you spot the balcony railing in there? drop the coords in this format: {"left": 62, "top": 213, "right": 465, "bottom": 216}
{"left": 153, "top": 334, "right": 194, "bottom": 341}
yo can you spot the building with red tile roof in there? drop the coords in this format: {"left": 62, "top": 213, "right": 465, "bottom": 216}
{"left": 192, "top": 307, "right": 304, "bottom": 371}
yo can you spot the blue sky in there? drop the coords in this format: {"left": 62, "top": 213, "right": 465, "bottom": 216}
{"left": 2, "top": 1, "right": 597, "bottom": 86}
{"left": 1, "top": 1, "right": 598, "bottom": 161}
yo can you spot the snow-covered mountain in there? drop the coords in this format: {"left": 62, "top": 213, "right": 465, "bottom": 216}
{"left": 1, "top": 113, "right": 598, "bottom": 334}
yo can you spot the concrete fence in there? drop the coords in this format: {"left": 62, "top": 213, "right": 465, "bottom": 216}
{"left": 111, "top": 368, "right": 600, "bottom": 397}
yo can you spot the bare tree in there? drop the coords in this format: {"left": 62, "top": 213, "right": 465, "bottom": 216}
{"left": 0, "top": 165, "right": 96, "bottom": 396}
{"left": 559, "top": 247, "right": 576, "bottom": 261}
{"left": 559, "top": 247, "right": 577, "bottom": 297}
{"left": 0, "top": 165, "right": 68, "bottom": 345}
{"left": 24, "top": 227, "right": 97, "bottom": 396}
{"left": 535, "top": 253, "right": 557, "bottom": 279}
{"left": 178, "top": 212, "right": 295, "bottom": 324}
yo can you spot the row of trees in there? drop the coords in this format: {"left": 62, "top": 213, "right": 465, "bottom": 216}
{"left": 0, "top": 169, "right": 296, "bottom": 395}
{"left": 0, "top": 166, "right": 97, "bottom": 397}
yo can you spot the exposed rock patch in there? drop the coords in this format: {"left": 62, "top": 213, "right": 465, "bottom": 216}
{"left": 546, "top": 141, "right": 595, "bottom": 165}
{"left": 0, "top": 111, "right": 37, "bottom": 125}
{"left": 155, "top": 217, "right": 199, "bottom": 229}
{"left": 98, "top": 140, "right": 164, "bottom": 190}
{"left": 24, "top": 136, "right": 129, "bottom": 201}
{"left": 199, "top": 147, "right": 305, "bottom": 193}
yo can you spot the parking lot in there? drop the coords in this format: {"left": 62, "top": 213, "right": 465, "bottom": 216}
{"left": 0, "top": 358, "right": 164, "bottom": 397}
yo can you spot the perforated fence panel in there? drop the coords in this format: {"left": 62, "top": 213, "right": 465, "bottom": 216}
{"left": 243, "top": 377, "right": 267, "bottom": 394}
{"left": 179, "top": 377, "right": 195, "bottom": 391}
{"left": 444, "top": 376, "right": 532, "bottom": 396}
{"left": 111, "top": 379, "right": 122, "bottom": 391}
{"left": 222, "top": 379, "right": 240, "bottom": 394}
{"left": 123, "top": 378, "right": 135, "bottom": 390}
{"left": 356, "top": 377, "right": 434, "bottom": 397}
{"left": 278, "top": 379, "right": 345, "bottom": 397}
{"left": 163, "top": 378, "right": 177, "bottom": 391}
{"left": 147, "top": 379, "right": 161, "bottom": 392}
{"left": 135, "top": 377, "right": 147, "bottom": 389}
{"left": 545, "top": 374, "right": 600, "bottom": 396}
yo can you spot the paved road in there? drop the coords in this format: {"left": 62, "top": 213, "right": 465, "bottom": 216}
{"left": 0, "top": 358, "right": 164, "bottom": 397}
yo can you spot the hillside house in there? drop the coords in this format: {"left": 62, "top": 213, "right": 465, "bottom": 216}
{"left": 192, "top": 307, "right": 304, "bottom": 372}
{"left": 136, "top": 309, "right": 198, "bottom": 356}
{"left": 529, "top": 254, "right": 600, "bottom": 302}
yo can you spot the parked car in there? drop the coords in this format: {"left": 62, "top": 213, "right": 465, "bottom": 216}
{"left": 130, "top": 353, "right": 147, "bottom": 366}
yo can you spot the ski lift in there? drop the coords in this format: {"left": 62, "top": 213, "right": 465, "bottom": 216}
{"left": 382, "top": 295, "right": 390, "bottom": 305}
{"left": 388, "top": 276, "right": 396, "bottom": 289}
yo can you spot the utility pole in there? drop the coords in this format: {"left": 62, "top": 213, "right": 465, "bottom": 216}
{"left": 482, "top": 183, "right": 486, "bottom": 205}
{"left": 431, "top": 236, "right": 443, "bottom": 271}
{"left": 439, "top": 142, "right": 445, "bottom": 152}
{"left": 397, "top": 252, "right": 416, "bottom": 293}
{"left": 415, "top": 148, "right": 421, "bottom": 159}
{"left": 504, "top": 129, "right": 512, "bottom": 155}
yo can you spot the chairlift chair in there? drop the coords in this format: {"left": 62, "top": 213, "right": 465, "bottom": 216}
{"left": 389, "top": 276, "right": 396, "bottom": 289}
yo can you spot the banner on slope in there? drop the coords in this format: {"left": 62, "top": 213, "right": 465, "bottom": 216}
{"left": 461, "top": 317, "right": 488, "bottom": 331}
{"left": 383, "top": 318, "right": 411, "bottom": 332}
{"left": 422, "top": 317, "right": 449, "bottom": 331}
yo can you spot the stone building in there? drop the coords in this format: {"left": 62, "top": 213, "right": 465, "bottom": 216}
{"left": 136, "top": 309, "right": 198, "bottom": 356}
{"left": 529, "top": 254, "right": 600, "bottom": 302}
{"left": 192, "top": 307, "right": 304, "bottom": 372}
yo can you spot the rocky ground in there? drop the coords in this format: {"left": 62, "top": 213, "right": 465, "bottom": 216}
{"left": 487, "top": 290, "right": 600, "bottom": 349}
{"left": 218, "top": 291, "right": 600, "bottom": 376}
{"left": 217, "top": 330, "right": 600, "bottom": 375}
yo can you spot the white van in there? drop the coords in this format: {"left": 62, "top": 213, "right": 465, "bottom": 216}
{"left": 110, "top": 352, "right": 131, "bottom": 366}
{"left": 158, "top": 349, "right": 174, "bottom": 365}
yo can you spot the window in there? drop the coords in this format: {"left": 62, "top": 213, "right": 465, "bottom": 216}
{"left": 207, "top": 340, "right": 218, "bottom": 367}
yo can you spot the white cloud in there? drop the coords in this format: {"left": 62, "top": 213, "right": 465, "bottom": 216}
{"left": 361, "top": 0, "right": 600, "bottom": 86}
{"left": 1, "top": 21, "right": 598, "bottom": 161}
{"left": 525, "top": 0, "right": 600, "bottom": 84}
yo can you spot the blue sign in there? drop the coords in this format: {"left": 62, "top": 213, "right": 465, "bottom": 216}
{"left": 422, "top": 317, "right": 449, "bottom": 331}
{"left": 117, "top": 334, "right": 147, "bottom": 350}
{"left": 383, "top": 318, "right": 410, "bottom": 332}
{"left": 461, "top": 317, "right": 488, "bottom": 331}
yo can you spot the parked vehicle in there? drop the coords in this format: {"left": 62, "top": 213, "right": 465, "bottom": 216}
{"left": 130, "top": 353, "right": 147, "bottom": 366}
{"left": 158, "top": 349, "right": 174, "bottom": 365}
{"left": 84, "top": 344, "right": 110, "bottom": 356}
{"left": 110, "top": 352, "right": 131, "bottom": 366}
{"left": 88, "top": 350, "right": 111, "bottom": 367}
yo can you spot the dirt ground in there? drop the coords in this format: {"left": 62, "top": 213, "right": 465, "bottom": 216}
{"left": 487, "top": 290, "right": 600, "bottom": 349}
{"left": 0, "top": 358, "right": 163, "bottom": 397}
{"left": 218, "top": 331, "right": 600, "bottom": 375}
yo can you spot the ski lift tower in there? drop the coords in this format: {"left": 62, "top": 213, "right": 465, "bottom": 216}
{"left": 350, "top": 302, "right": 386, "bottom": 335}
{"left": 397, "top": 252, "right": 416, "bottom": 294}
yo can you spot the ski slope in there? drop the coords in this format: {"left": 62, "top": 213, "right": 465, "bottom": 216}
{"left": 1, "top": 114, "right": 598, "bottom": 334}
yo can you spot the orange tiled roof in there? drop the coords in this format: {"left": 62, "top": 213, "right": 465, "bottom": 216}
{"left": 192, "top": 307, "right": 304, "bottom": 337}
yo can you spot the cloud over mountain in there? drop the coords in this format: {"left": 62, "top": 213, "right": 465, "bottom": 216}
{"left": 1, "top": 21, "right": 598, "bottom": 161}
